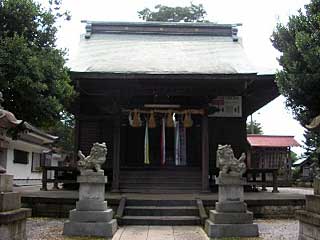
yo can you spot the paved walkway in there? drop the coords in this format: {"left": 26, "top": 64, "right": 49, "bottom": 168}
{"left": 113, "top": 225, "right": 209, "bottom": 240}
{"left": 27, "top": 218, "right": 299, "bottom": 240}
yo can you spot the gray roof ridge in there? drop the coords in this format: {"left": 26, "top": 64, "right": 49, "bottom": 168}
{"left": 83, "top": 20, "right": 241, "bottom": 40}
{"left": 23, "top": 122, "right": 58, "bottom": 141}
{"left": 82, "top": 20, "right": 242, "bottom": 27}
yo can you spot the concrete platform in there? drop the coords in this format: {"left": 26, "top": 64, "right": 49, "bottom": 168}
{"left": 18, "top": 186, "right": 309, "bottom": 218}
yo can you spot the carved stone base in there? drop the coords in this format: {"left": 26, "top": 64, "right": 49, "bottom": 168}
{"left": 297, "top": 194, "right": 320, "bottom": 240}
{"left": 0, "top": 174, "right": 13, "bottom": 192}
{"left": 0, "top": 208, "right": 31, "bottom": 240}
{"left": 206, "top": 174, "right": 259, "bottom": 238}
{"left": 0, "top": 192, "right": 21, "bottom": 212}
{"left": 63, "top": 219, "right": 117, "bottom": 238}
{"left": 205, "top": 221, "right": 259, "bottom": 238}
{"left": 0, "top": 174, "right": 31, "bottom": 240}
{"left": 63, "top": 170, "right": 118, "bottom": 238}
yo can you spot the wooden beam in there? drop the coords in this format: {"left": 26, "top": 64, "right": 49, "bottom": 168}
{"left": 201, "top": 113, "right": 210, "bottom": 192}
{"left": 112, "top": 114, "right": 121, "bottom": 191}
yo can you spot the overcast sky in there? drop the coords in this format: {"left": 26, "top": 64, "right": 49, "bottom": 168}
{"left": 51, "top": 0, "right": 311, "bottom": 155}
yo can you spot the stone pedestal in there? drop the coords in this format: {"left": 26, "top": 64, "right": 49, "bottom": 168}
{"left": 205, "top": 174, "right": 259, "bottom": 238}
{"left": 63, "top": 170, "right": 117, "bottom": 238}
{"left": 296, "top": 177, "right": 320, "bottom": 240}
{"left": 0, "top": 174, "right": 31, "bottom": 240}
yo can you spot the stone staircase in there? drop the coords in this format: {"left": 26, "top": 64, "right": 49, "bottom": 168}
{"left": 119, "top": 199, "right": 201, "bottom": 225}
{"left": 119, "top": 169, "right": 202, "bottom": 193}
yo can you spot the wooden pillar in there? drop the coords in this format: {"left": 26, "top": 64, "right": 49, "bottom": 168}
{"left": 73, "top": 118, "right": 80, "bottom": 166}
{"left": 201, "top": 114, "right": 210, "bottom": 192}
{"left": 41, "top": 167, "right": 48, "bottom": 191}
{"left": 112, "top": 114, "right": 121, "bottom": 192}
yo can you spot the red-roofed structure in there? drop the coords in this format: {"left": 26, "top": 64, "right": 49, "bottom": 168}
{"left": 246, "top": 134, "right": 300, "bottom": 186}
{"left": 247, "top": 135, "right": 300, "bottom": 148}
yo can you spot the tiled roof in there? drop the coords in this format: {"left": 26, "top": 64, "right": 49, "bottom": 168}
{"left": 69, "top": 21, "right": 258, "bottom": 74}
{"left": 247, "top": 135, "right": 300, "bottom": 147}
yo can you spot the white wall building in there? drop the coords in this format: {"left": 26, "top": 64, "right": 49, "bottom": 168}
{"left": 0, "top": 123, "right": 58, "bottom": 185}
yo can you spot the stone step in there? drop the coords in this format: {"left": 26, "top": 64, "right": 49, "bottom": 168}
{"left": 124, "top": 206, "right": 199, "bottom": 216}
{"left": 126, "top": 199, "right": 197, "bottom": 206}
{"left": 119, "top": 177, "right": 202, "bottom": 182}
{"left": 119, "top": 183, "right": 201, "bottom": 188}
{"left": 120, "top": 171, "right": 201, "bottom": 177}
{"left": 119, "top": 188, "right": 201, "bottom": 194}
{"left": 120, "top": 215, "right": 201, "bottom": 225}
{"left": 119, "top": 185, "right": 201, "bottom": 190}
{"left": 305, "top": 195, "right": 320, "bottom": 214}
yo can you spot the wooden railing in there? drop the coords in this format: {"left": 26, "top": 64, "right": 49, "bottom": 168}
{"left": 41, "top": 166, "right": 279, "bottom": 193}
{"left": 210, "top": 168, "right": 279, "bottom": 193}
{"left": 41, "top": 166, "right": 78, "bottom": 191}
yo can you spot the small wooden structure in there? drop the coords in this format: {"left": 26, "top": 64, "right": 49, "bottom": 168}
{"left": 293, "top": 158, "right": 316, "bottom": 182}
{"left": 247, "top": 135, "right": 300, "bottom": 186}
{"left": 70, "top": 21, "right": 278, "bottom": 192}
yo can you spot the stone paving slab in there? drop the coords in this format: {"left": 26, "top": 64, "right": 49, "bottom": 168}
{"left": 112, "top": 225, "right": 208, "bottom": 240}
{"left": 27, "top": 218, "right": 299, "bottom": 240}
{"left": 118, "top": 225, "right": 149, "bottom": 240}
{"left": 148, "top": 226, "right": 174, "bottom": 240}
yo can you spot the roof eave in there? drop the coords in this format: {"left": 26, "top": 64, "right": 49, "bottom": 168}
{"left": 70, "top": 71, "right": 259, "bottom": 80}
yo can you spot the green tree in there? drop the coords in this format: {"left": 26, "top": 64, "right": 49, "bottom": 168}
{"left": 290, "top": 151, "right": 299, "bottom": 163}
{"left": 48, "top": 111, "right": 74, "bottom": 153}
{"left": 246, "top": 120, "right": 263, "bottom": 134}
{"left": 138, "top": 3, "right": 208, "bottom": 22}
{"left": 303, "top": 130, "right": 320, "bottom": 161}
{"left": 271, "top": 0, "right": 320, "bottom": 125}
{"left": 0, "top": 0, "right": 75, "bottom": 129}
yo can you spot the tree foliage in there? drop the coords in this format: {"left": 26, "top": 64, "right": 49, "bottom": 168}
{"left": 246, "top": 120, "right": 263, "bottom": 134}
{"left": 138, "top": 3, "right": 208, "bottom": 22}
{"left": 0, "top": 0, "right": 75, "bottom": 128}
{"left": 290, "top": 151, "right": 299, "bottom": 163}
{"left": 271, "top": 0, "right": 320, "bottom": 125}
{"left": 48, "top": 111, "right": 74, "bottom": 153}
{"left": 303, "top": 130, "right": 320, "bottom": 161}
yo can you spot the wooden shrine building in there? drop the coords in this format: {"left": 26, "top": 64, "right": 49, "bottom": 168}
{"left": 247, "top": 134, "right": 300, "bottom": 185}
{"left": 70, "top": 21, "right": 278, "bottom": 193}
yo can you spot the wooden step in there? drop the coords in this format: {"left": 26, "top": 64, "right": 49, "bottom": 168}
{"left": 120, "top": 215, "right": 201, "bottom": 225}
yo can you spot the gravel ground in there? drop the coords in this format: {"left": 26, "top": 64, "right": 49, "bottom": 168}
{"left": 26, "top": 218, "right": 299, "bottom": 240}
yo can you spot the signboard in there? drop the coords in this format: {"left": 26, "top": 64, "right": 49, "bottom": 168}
{"left": 208, "top": 96, "right": 242, "bottom": 117}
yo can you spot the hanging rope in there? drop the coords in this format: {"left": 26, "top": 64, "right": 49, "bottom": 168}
{"left": 132, "top": 109, "right": 142, "bottom": 127}
{"left": 166, "top": 111, "right": 174, "bottom": 128}
{"left": 183, "top": 110, "right": 193, "bottom": 128}
{"left": 148, "top": 111, "right": 156, "bottom": 128}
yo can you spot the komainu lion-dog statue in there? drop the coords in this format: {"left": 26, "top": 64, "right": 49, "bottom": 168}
{"left": 78, "top": 142, "right": 107, "bottom": 173}
{"left": 217, "top": 144, "right": 246, "bottom": 176}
